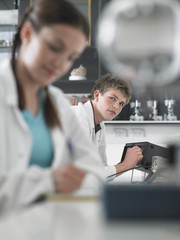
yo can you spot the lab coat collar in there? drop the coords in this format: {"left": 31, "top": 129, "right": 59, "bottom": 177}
{"left": 83, "top": 101, "right": 95, "bottom": 130}
{"left": 84, "top": 101, "right": 102, "bottom": 133}
{"left": 0, "top": 60, "right": 19, "bottom": 106}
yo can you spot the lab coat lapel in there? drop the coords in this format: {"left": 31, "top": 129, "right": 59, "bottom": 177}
{"left": 84, "top": 101, "right": 96, "bottom": 141}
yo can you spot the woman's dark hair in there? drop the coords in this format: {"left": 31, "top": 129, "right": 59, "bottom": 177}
{"left": 11, "top": 0, "right": 89, "bottom": 128}
{"left": 88, "top": 73, "right": 132, "bottom": 104}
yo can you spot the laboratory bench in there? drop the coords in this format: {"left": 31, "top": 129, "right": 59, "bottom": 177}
{"left": 0, "top": 197, "right": 180, "bottom": 240}
{"left": 104, "top": 120, "right": 180, "bottom": 183}
{"left": 104, "top": 120, "right": 180, "bottom": 158}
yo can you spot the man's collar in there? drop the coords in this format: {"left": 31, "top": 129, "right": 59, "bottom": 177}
{"left": 95, "top": 124, "right": 101, "bottom": 134}
{"left": 90, "top": 101, "right": 101, "bottom": 134}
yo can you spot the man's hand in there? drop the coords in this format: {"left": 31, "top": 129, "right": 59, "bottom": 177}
{"left": 115, "top": 146, "right": 143, "bottom": 175}
{"left": 52, "top": 164, "right": 86, "bottom": 193}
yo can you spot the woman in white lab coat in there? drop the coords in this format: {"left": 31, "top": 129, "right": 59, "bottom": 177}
{"left": 0, "top": 0, "right": 104, "bottom": 214}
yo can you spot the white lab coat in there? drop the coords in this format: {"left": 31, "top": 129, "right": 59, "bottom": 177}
{"left": 71, "top": 101, "right": 116, "bottom": 181}
{"left": 0, "top": 60, "right": 104, "bottom": 214}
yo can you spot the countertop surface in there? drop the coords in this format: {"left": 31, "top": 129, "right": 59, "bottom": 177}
{"left": 105, "top": 120, "right": 180, "bottom": 124}
{"left": 0, "top": 197, "right": 180, "bottom": 240}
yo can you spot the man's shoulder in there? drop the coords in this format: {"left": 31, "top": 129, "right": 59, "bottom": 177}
{"left": 71, "top": 101, "right": 91, "bottom": 113}
{"left": 71, "top": 101, "right": 94, "bottom": 127}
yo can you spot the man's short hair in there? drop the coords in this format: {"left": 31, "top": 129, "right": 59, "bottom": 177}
{"left": 88, "top": 73, "right": 132, "bottom": 104}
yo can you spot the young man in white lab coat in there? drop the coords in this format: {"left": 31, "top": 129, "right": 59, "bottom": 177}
{"left": 72, "top": 73, "right": 143, "bottom": 181}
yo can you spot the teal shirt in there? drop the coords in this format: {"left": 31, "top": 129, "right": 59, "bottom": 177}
{"left": 22, "top": 91, "right": 54, "bottom": 168}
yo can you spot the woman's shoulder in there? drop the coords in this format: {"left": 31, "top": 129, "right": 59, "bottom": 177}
{"left": 0, "top": 59, "right": 12, "bottom": 78}
{"left": 0, "top": 60, "right": 16, "bottom": 95}
{"left": 48, "top": 85, "right": 67, "bottom": 104}
{"left": 48, "top": 85, "right": 64, "bottom": 96}
{"left": 48, "top": 85, "right": 71, "bottom": 111}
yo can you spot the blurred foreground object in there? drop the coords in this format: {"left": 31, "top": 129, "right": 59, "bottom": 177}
{"left": 97, "top": 0, "right": 180, "bottom": 88}
{"left": 104, "top": 184, "right": 180, "bottom": 220}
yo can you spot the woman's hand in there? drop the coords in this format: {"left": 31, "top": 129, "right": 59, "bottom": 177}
{"left": 52, "top": 164, "right": 86, "bottom": 193}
